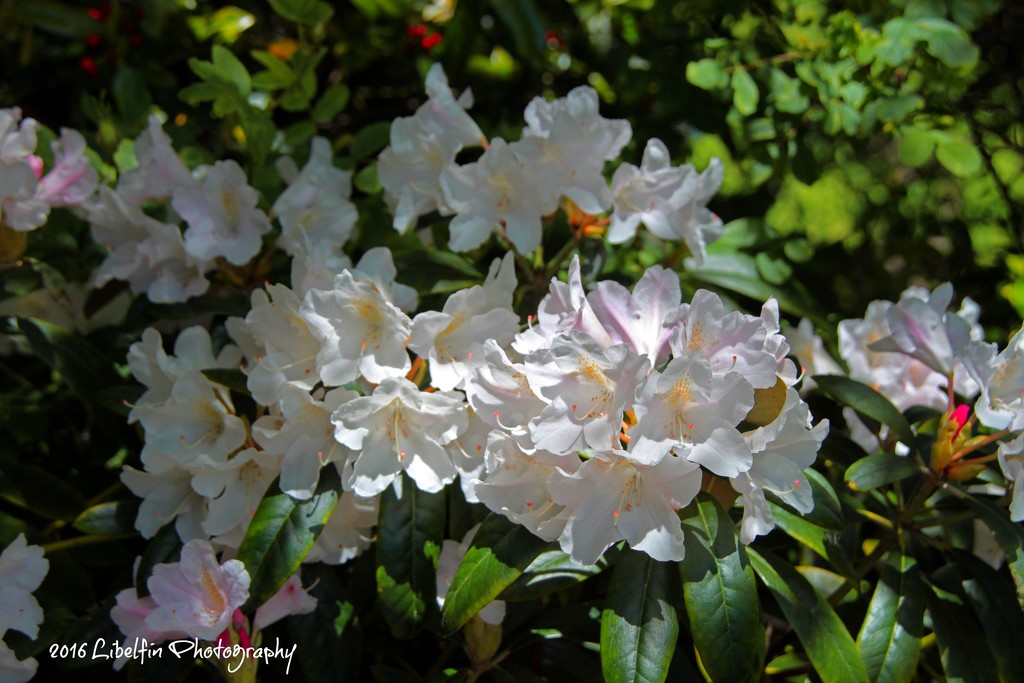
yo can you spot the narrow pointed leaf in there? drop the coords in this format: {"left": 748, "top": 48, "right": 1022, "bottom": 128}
{"left": 441, "top": 512, "right": 552, "bottom": 634}
{"left": 856, "top": 552, "right": 924, "bottom": 683}
{"left": 601, "top": 549, "right": 680, "bottom": 683}
{"left": 748, "top": 547, "right": 869, "bottom": 683}
{"left": 499, "top": 549, "right": 606, "bottom": 601}
{"left": 237, "top": 467, "right": 340, "bottom": 610}
{"left": 376, "top": 476, "right": 446, "bottom": 639}
{"left": 813, "top": 375, "right": 917, "bottom": 451}
{"left": 678, "top": 494, "right": 764, "bottom": 683}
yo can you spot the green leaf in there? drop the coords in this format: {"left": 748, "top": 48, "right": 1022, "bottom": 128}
{"left": 16, "top": 317, "right": 122, "bottom": 410}
{"left": 268, "top": 0, "right": 334, "bottom": 26}
{"left": 767, "top": 502, "right": 859, "bottom": 582}
{"left": 935, "top": 137, "right": 982, "bottom": 178}
{"left": 212, "top": 45, "right": 251, "bottom": 96}
{"left": 13, "top": 0, "right": 96, "bottom": 36}
{"left": 731, "top": 70, "right": 759, "bottom": 116}
{"left": 770, "top": 69, "right": 810, "bottom": 114}
{"left": 441, "top": 513, "right": 552, "bottom": 634}
{"left": 899, "top": 127, "right": 935, "bottom": 167}
{"left": 201, "top": 368, "right": 250, "bottom": 395}
{"left": 350, "top": 121, "right": 393, "bottom": 160}
{"left": 845, "top": 453, "right": 919, "bottom": 492}
{"left": 856, "top": 552, "right": 924, "bottom": 683}
{"left": 915, "top": 18, "right": 979, "bottom": 68}
{"left": 72, "top": 501, "right": 140, "bottom": 536}
{"left": 678, "top": 494, "right": 764, "bottom": 683}
{"left": 287, "top": 565, "right": 363, "bottom": 681}
{"left": 487, "top": 0, "right": 545, "bottom": 62}
{"left": 187, "top": 6, "right": 255, "bottom": 43}
{"left": 748, "top": 548, "right": 869, "bottom": 683}
{"left": 135, "top": 524, "right": 181, "bottom": 597}
{"left": 313, "top": 83, "right": 350, "bottom": 123}
{"left": 238, "top": 105, "right": 276, "bottom": 165}
{"left": 112, "top": 67, "right": 152, "bottom": 127}
{"left": 354, "top": 163, "right": 382, "bottom": 195}
{"left": 923, "top": 577, "right": 1000, "bottom": 683}
{"left": 499, "top": 549, "right": 605, "bottom": 602}
{"left": 686, "top": 59, "right": 728, "bottom": 90}
{"left": 376, "top": 476, "right": 446, "bottom": 639}
{"left": 251, "top": 50, "right": 295, "bottom": 90}
{"left": 0, "top": 458, "right": 86, "bottom": 521}
{"left": 754, "top": 252, "right": 792, "bottom": 285}
{"left": 236, "top": 467, "right": 340, "bottom": 610}
{"left": 601, "top": 549, "right": 679, "bottom": 683}
{"left": 812, "top": 375, "right": 917, "bottom": 452}
{"left": 963, "top": 496, "right": 1024, "bottom": 608}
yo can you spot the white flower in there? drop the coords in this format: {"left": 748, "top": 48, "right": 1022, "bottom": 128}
{"left": 0, "top": 107, "right": 48, "bottom": 232}
{"left": 436, "top": 525, "right": 505, "bottom": 625}
{"left": 253, "top": 386, "right": 357, "bottom": 500}
{"left": 300, "top": 270, "right": 413, "bottom": 385}
{"left": 608, "top": 138, "right": 691, "bottom": 243}
{"left": 966, "top": 327, "right": 1024, "bottom": 431}
{"left": 783, "top": 318, "right": 842, "bottom": 392}
{"left": 518, "top": 86, "right": 631, "bottom": 214}
{"left": 524, "top": 331, "right": 648, "bottom": 455}
{"left": 628, "top": 352, "right": 754, "bottom": 474}
{"left": 117, "top": 115, "right": 194, "bottom": 203}
{"left": 348, "top": 247, "right": 419, "bottom": 313}
{"left": 0, "top": 534, "right": 48, "bottom": 639}
{"left": 121, "top": 452, "right": 207, "bottom": 540}
{"left": 464, "top": 339, "right": 546, "bottom": 450}
{"left": 305, "top": 492, "right": 379, "bottom": 564}
{"left": 36, "top": 128, "right": 98, "bottom": 208}
{"left": 733, "top": 388, "right": 828, "bottom": 544}
{"left": 475, "top": 431, "right": 575, "bottom": 541}
{"left": 669, "top": 289, "right": 781, "bottom": 389}
{"left": 868, "top": 282, "right": 968, "bottom": 376}
{"left": 109, "top": 588, "right": 187, "bottom": 669}
{"left": 409, "top": 270, "right": 520, "bottom": 391}
{"left": 332, "top": 377, "right": 467, "bottom": 495}
{"left": 273, "top": 136, "right": 357, "bottom": 254}
{"left": 440, "top": 137, "right": 560, "bottom": 253}
{"left": 242, "top": 284, "right": 321, "bottom": 406}
{"left": 445, "top": 408, "right": 492, "bottom": 503}
{"left": 173, "top": 159, "right": 272, "bottom": 265}
{"left": 253, "top": 575, "right": 317, "bottom": 630}
{"left": 549, "top": 450, "right": 701, "bottom": 564}
{"left": 585, "top": 264, "right": 683, "bottom": 367}
{"left": 192, "top": 448, "right": 282, "bottom": 538}
{"left": 378, "top": 63, "right": 485, "bottom": 233}
{"left": 145, "top": 539, "right": 250, "bottom": 640}
{"left": 0, "top": 641, "right": 38, "bottom": 683}
{"left": 997, "top": 434, "right": 1024, "bottom": 521}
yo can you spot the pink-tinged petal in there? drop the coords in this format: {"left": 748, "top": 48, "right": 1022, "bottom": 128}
{"left": 254, "top": 575, "right": 317, "bottom": 630}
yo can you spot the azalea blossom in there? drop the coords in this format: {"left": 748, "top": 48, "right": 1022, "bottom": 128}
{"left": 35, "top": 128, "right": 98, "bottom": 208}
{"left": 117, "top": 115, "right": 194, "bottom": 203}
{"left": 0, "top": 107, "right": 48, "bottom": 232}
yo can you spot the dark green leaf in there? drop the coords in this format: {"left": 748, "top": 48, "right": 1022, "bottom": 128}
{"left": 0, "top": 458, "right": 86, "bottom": 520}
{"left": 377, "top": 476, "right": 446, "bottom": 638}
{"left": 767, "top": 469, "right": 845, "bottom": 532}
{"left": 201, "top": 368, "right": 250, "bottom": 395}
{"left": 678, "top": 494, "right": 764, "bottom": 683}
{"left": 16, "top": 317, "right": 122, "bottom": 410}
{"left": 441, "top": 513, "right": 552, "bottom": 634}
{"left": 135, "top": 524, "right": 182, "bottom": 597}
{"left": 313, "top": 83, "right": 350, "bottom": 123}
{"left": 72, "top": 501, "right": 140, "bottom": 536}
{"left": 237, "top": 467, "right": 340, "bottom": 610}
{"left": 813, "top": 375, "right": 917, "bottom": 452}
{"left": 287, "top": 564, "right": 363, "bottom": 680}
{"left": 767, "top": 502, "right": 859, "bottom": 582}
{"left": 601, "top": 549, "right": 679, "bottom": 683}
{"left": 113, "top": 67, "right": 152, "bottom": 127}
{"left": 268, "top": 0, "right": 334, "bottom": 26}
{"left": 923, "top": 577, "right": 1000, "bottom": 683}
{"left": 748, "top": 548, "right": 869, "bottom": 683}
{"left": 845, "top": 453, "right": 919, "bottom": 492}
{"left": 499, "top": 549, "right": 605, "bottom": 601}
{"left": 350, "top": 121, "right": 393, "bottom": 160}
{"left": 856, "top": 552, "right": 924, "bottom": 683}
{"left": 964, "top": 496, "right": 1024, "bottom": 608}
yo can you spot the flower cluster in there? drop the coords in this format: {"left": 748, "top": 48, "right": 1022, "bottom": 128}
{"left": 787, "top": 282, "right": 1024, "bottom": 518}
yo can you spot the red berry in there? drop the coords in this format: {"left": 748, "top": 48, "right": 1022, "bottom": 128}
{"left": 420, "top": 32, "right": 442, "bottom": 50}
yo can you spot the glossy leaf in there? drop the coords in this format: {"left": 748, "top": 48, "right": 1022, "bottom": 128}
{"left": 732, "top": 70, "right": 759, "bottom": 115}
{"left": 376, "top": 476, "right": 446, "bottom": 639}
{"left": 923, "top": 577, "right": 1000, "bottom": 683}
{"left": 499, "top": 549, "right": 605, "bottom": 602}
{"left": 441, "top": 512, "right": 552, "bottom": 634}
{"left": 856, "top": 552, "right": 924, "bottom": 683}
{"left": 601, "top": 549, "right": 679, "bottom": 683}
{"left": 845, "top": 453, "right": 919, "bottom": 492}
{"left": 236, "top": 467, "right": 340, "bottom": 611}
{"left": 72, "top": 500, "right": 139, "bottom": 536}
{"left": 678, "top": 494, "right": 764, "bottom": 683}
{"left": 813, "top": 375, "right": 917, "bottom": 452}
{"left": 748, "top": 548, "right": 869, "bottom": 683}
